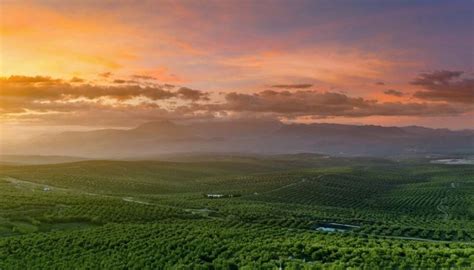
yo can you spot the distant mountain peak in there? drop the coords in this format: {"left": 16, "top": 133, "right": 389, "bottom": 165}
{"left": 3, "top": 120, "right": 472, "bottom": 158}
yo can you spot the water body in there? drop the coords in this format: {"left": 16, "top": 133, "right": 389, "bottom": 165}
{"left": 315, "top": 223, "right": 360, "bottom": 232}
{"left": 430, "top": 159, "right": 474, "bottom": 165}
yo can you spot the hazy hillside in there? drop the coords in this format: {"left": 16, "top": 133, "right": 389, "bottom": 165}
{"left": 0, "top": 155, "right": 88, "bottom": 165}
{"left": 2, "top": 120, "right": 473, "bottom": 158}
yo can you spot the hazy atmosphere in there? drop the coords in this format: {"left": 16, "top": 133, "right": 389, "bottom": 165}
{"left": 0, "top": 1, "right": 473, "bottom": 269}
{"left": 1, "top": 0, "right": 473, "bottom": 143}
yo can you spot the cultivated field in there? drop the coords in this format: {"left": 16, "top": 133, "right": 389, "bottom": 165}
{"left": 0, "top": 155, "right": 473, "bottom": 269}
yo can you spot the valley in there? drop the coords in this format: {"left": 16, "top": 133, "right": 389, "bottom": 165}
{"left": 0, "top": 154, "right": 472, "bottom": 269}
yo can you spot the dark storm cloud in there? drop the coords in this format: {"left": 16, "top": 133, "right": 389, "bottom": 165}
{"left": 384, "top": 89, "right": 404, "bottom": 97}
{"left": 411, "top": 70, "right": 474, "bottom": 103}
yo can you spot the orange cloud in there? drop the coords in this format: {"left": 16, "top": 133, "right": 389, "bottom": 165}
{"left": 1, "top": 1, "right": 470, "bottom": 130}
{"left": 217, "top": 48, "right": 399, "bottom": 90}
{"left": 1, "top": 73, "right": 472, "bottom": 129}
{"left": 134, "top": 68, "right": 186, "bottom": 84}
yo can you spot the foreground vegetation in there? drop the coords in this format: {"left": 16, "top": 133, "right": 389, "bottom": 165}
{"left": 0, "top": 155, "right": 473, "bottom": 269}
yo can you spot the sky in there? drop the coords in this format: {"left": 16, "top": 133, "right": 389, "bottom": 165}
{"left": 0, "top": 0, "right": 473, "bottom": 140}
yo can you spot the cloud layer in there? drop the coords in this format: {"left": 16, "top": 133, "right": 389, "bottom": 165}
{"left": 271, "top": 84, "right": 313, "bottom": 89}
{"left": 384, "top": 89, "right": 404, "bottom": 97}
{"left": 2, "top": 72, "right": 472, "bottom": 127}
{"left": 411, "top": 71, "right": 474, "bottom": 104}
{"left": 208, "top": 90, "right": 467, "bottom": 118}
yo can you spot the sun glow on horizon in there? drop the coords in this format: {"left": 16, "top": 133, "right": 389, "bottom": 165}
{"left": 0, "top": 0, "right": 472, "bottom": 131}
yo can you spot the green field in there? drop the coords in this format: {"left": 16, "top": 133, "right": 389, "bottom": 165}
{"left": 0, "top": 155, "right": 473, "bottom": 269}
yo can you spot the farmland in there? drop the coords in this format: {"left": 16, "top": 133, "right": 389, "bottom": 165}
{"left": 0, "top": 155, "right": 473, "bottom": 269}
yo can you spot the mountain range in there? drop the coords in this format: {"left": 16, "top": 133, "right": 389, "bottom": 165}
{"left": 2, "top": 120, "right": 473, "bottom": 158}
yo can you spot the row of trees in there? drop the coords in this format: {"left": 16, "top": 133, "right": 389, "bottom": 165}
{"left": 1, "top": 220, "right": 473, "bottom": 269}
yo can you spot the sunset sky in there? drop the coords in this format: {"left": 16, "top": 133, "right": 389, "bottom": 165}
{"left": 0, "top": 0, "right": 473, "bottom": 140}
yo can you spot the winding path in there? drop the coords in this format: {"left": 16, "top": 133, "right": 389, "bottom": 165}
{"left": 436, "top": 182, "right": 457, "bottom": 221}
{"left": 436, "top": 197, "right": 449, "bottom": 220}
